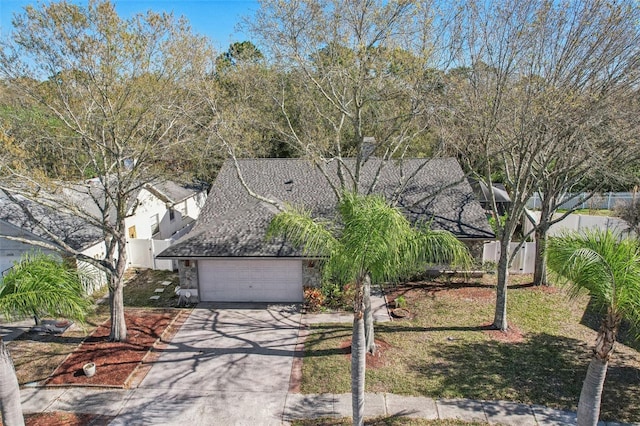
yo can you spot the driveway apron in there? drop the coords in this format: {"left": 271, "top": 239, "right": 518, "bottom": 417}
{"left": 113, "top": 304, "right": 302, "bottom": 425}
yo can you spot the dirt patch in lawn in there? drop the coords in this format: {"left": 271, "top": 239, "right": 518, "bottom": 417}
{"left": 481, "top": 322, "right": 525, "bottom": 343}
{"left": 386, "top": 280, "right": 495, "bottom": 304}
{"left": 340, "top": 338, "right": 392, "bottom": 369}
{"left": 46, "top": 308, "right": 187, "bottom": 388}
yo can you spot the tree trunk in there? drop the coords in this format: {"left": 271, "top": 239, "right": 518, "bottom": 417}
{"left": 533, "top": 201, "right": 555, "bottom": 285}
{"left": 577, "top": 357, "right": 608, "bottom": 426}
{"left": 108, "top": 270, "right": 128, "bottom": 341}
{"left": 577, "top": 309, "right": 620, "bottom": 426}
{"left": 109, "top": 238, "right": 129, "bottom": 342}
{"left": 351, "top": 277, "right": 366, "bottom": 426}
{"left": 363, "top": 274, "right": 376, "bottom": 355}
{"left": 493, "top": 238, "right": 510, "bottom": 331}
{"left": 0, "top": 339, "right": 25, "bottom": 426}
{"left": 533, "top": 222, "right": 550, "bottom": 286}
{"left": 109, "top": 280, "right": 127, "bottom": 341}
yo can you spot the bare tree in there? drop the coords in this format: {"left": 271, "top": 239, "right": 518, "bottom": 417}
{"left": 440, "top": 0, "right": 640, "bottom": 330}
{"left": 240, "top": 0, "right": 455, "bottom": 191}
{"left": 0, "top": 0, "right": 213, "bottom": 341}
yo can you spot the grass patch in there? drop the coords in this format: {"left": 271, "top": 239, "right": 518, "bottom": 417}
{"left": 301, "top": 275, "right": 640, "bottom": 423}
{"left": 292, "top": 419, "right": 488, "bottom": 425}
{"left": 123, "top": 269, "right": 182, "bottom": 307}
{"left": 556, "top": 208, "right": 614, "bottom": 216}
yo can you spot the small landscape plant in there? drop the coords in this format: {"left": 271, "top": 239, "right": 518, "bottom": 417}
{"left": 303, "top": 286, "right": 325, "bottom": 312}
{"left": 319, "top": 281, "right": 355, "bottom": 311}
{"left": 394, "top": 295, "right": 407, "bottom": 308}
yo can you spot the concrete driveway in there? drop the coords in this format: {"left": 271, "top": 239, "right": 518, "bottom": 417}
{"left": 112, "top": 304, "right": 302, "bottom": 425}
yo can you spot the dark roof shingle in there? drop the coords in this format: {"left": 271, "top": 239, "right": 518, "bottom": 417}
{"left": 158, "top": 158, "right": 494, "bottom": 258}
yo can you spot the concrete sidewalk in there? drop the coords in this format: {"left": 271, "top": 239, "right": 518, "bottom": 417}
{"left": 284, "top": 393, "right": 582, "bottom": 425}
{"left": 19, "top": 387, "right": 634, "bottom": 425}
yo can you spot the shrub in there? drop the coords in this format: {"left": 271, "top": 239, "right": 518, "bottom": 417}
{"left": 319, "top": 281, "right": 355, "bottom": 311}
{"left": 303, "top": 286, "right": 325, "bottom": 312}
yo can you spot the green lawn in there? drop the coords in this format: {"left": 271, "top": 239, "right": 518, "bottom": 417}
{"left": 300, "top": 275, "right": 640, "bottom": 423}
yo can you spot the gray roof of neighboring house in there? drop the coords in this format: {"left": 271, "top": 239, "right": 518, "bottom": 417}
{"left": 0, "top": 179, "right": 202, "bottom": 252}
{"left": 145, "top": 180, "right": 205, "bottom": 205}
{"left": 0, "top": 190, "right": 104, "bottom": 251}
{"left": 158, "top": 158, "right": 494, "bottom": 259}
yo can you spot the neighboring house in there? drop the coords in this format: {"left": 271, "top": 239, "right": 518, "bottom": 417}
{"left": 157, "top": 158, "right": 494, "bottom": 304}
{"left": 125, "top": 181, "right": 207, "bottom": 242}
{"left": 0, "top": 180, "right": 207, "bottom": 283}
{"left": 469, "top": 179, "right": 511, "bottom": 216}
{"left": 123, "top": 181, "right": 207, "bottom": 270}
{"left": 0, "top": 191, "right": 107, "bottom": 292}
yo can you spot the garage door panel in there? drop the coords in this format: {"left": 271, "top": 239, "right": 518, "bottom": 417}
{"left": 198, "top": 259, "right": 303, "bottom": 302}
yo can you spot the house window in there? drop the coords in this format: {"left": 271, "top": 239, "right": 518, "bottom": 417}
{"left": 128, "top": 226, "right": 137, "bottom": 239}
{"left": 169, "top": 208, "right": 175, "bottom": 222}
{"left": 184, "top": 260, "right": 190, "bottom": 267}
{"left": 150, "top": 214, "right": 159, "bottom": 235}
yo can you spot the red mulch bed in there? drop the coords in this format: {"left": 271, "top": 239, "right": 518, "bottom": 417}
{"left": 46, "top": 309, "right": 185, "bottom": 388}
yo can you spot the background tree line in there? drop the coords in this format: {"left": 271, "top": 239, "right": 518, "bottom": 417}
{"left": 1, "top": 1, "right": 639, "bottom": 425}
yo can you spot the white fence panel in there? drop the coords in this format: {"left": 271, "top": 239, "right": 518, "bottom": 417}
{"left": 486, "top": 212, "right": 634, "bottom": 275}
{"left": 127, "top": 238, "right": 176, "bottom": 271}
{"left": 527, "top": 192, "right": 637, "bottom": 210}
{"left": 482, "top": 241, "right": 536, "bottom": 274}
{"left": 151, "top": 239, "right": 174, "bottom": 271}
{"left": 547, "top": 214, "right": 629, "bottom": 236}
{"left": 128, "top": 239, "right": 153, "bottom": 269}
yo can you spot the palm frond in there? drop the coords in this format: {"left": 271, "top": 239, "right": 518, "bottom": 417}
{"left": 0, "top": 252, "right": 91, "bottom": 322}
{"left": 547, "top": 229, "right": 640, "bottom": 336}
{"left": 267, "top": 191, "right": 474, "bottom": 290}
{"left": 266, "top": 205, "right": 338, "bottom": 257}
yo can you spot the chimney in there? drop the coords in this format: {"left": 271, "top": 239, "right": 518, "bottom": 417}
{"left": 361, "top": 136, "right": 376, "bottom": 161}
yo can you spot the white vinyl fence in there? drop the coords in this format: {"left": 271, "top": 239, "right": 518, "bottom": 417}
{"left": 527, "top": 192, "right": 637, "bottom": 210}
{"left": 482, "top": 241, "right": 536, "bottom": 274}
{"left": 523, "top": 212, "right": 630, "bottom": 237}
{"left": 483, "top": 212, "right": 634, "bottom": 274}
{"left": 127, "top": 239, "right": 174, "bottom": 270}
{"left": 126, "top": 223, "right": 194, "bottom": 271}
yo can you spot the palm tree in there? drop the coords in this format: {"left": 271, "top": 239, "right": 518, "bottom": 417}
{"left": 0, "top": 253, "right": 91, "bottom": 426}
{"left": 268, "top": 192, "right": 471, "bottom": 426}
{"left": 546, "top": 230, "right": 640, "bottom": 426}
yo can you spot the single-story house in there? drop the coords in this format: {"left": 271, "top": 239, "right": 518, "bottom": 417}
{"left": 0, "top": 190, "right": 107, "bottom": 292}
{"left": 469, "top": 179, "right": 511, "bottom": 216}
{"left": 0, "top": 180, "right": 207, "bottom": 284}
{"left": 157, "top": 158, "right": 494, "bottom": 303}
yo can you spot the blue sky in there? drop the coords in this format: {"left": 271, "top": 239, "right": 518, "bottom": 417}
{"left": 0, "top": 0, "right": 259, "bottom": 50}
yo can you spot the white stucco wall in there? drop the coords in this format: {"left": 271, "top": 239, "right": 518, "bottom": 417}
{"left": 125, "top": 188, "right": 169, "bottom": 240}
{"left": 124, "top": 188, "right": 207, "bottom": 242}
{"left": 0, "top": 220, "right": 58, "bottom": 275}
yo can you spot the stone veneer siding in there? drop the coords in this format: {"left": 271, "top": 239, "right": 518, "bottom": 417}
{"left": 302, "top": 259, "right": 322, "bottom": 288}
{"left": 178, "top": 259, "right": 199, "bottom": 303}
{"left": 463, "top": 239, "right": 486, "bottom": 263}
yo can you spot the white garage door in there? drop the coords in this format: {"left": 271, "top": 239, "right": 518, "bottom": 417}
{"left": 198, "top": 259, "right": 303, "bottom": 302}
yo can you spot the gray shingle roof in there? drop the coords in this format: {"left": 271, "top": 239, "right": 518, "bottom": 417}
{"left": 158, "top": 158, "right": 494, "bottom": 259}
{"left": 146, "top": 180, "right": 204, "bottom": 205}
{"left": 0, "top": 190, "right": 104, "bottom": 251}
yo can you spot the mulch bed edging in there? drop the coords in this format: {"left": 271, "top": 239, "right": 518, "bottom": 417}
{"left": 45, "top": 308, "right": 185, "bottom": 388}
